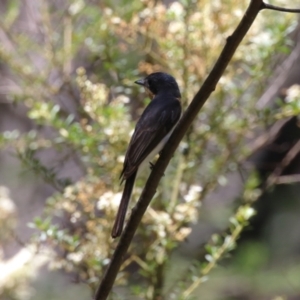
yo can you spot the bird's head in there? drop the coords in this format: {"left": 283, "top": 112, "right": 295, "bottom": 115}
{"left": 135, "top": 72, "right": 181, "bottom": 99}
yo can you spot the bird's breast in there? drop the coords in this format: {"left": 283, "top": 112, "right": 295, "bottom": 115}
{"left": 137, "top": 127, "right": 174, "bottom": 176}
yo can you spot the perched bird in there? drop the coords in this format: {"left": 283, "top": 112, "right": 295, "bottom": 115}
{"left": 111, "top": 72, "right": 182, "bottom": 238}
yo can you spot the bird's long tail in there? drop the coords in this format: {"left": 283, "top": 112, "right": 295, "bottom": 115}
{"left": 111, "top": 171, "right": 137, "bottom": 238}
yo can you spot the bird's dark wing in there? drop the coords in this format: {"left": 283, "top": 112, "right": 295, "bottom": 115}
{"left": 120, "top": 96, "right": 181, "bottom": 180}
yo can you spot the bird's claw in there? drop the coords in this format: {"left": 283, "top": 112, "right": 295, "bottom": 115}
{"left": 149, "top": 161, "right": 165, "bottom": 176}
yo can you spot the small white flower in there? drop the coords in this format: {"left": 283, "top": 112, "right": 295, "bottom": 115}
{"left": 184, "top": 185, "right": 202, "bottom": 202}
{"left": 169, "top": 2, "right": 184, "bottom": 17}
{"left": 97, "top": 192, "right": 122, "bottom": 210}
{"left": 286, "top": 85, "right": 300, "bottom": 103}
{"left": 67, "top": 252, "right": 83, "bottom": 263}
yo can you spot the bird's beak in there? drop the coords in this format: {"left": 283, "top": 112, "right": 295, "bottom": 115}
{"left": 134, "top": 78, "right": 145, "bottom": 86}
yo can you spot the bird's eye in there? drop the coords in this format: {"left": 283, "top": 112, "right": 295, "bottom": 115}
{"left": 146, "top": 79, "right": 152, "bottom": 87}
{"left": 147, "top": 79, "right": 157, "bottom": 94}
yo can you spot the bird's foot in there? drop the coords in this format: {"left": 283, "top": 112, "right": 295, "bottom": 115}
{"left": 149, "top": 161, "right": 164, "bottom": 176}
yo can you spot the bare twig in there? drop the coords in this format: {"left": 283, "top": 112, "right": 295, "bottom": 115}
{"left": 246, "top": 118, "right": 293, "bottom": 155}
{"left": 183, "top": 216, "right": 244, "bottom": 298}
{"left": 94, "top": 1, "right": 300, "bottom": 299}
{"left": 262, "top": 3, "right": 300, "bottom": 13}
{"left": 276, "top": 174, "right": 300, "bottom": 184}
{"left": 266, "top": 140, "right": 300, "bottom": 187}
{"left": 256, "top": 35, "right": 300, "bottom": 109}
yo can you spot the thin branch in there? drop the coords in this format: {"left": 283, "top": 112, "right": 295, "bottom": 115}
{"left": 94, "top": 1, "right": 265, "bottom": 299}
{"left": 266, "top": 140, "right": 300, "bottom": 187}
{"left": 182, "top": 216, "right": 244, "bottom": 298}
{"left": 262, "top": 2, "right": 300, "bottom": 13}
{"left": 276, "top": 174, "right": 300, "bottom": 184}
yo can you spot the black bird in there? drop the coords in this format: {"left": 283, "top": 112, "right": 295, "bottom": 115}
{"left": 111, "top": 72, "right": 182, "bottom": 238}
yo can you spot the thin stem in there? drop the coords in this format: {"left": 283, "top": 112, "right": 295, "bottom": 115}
{"left": 262, "top": 3, "right": 300, "bottom": 13}
{"left": 182, "top": 222, "right": 243, "bottom": 298}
